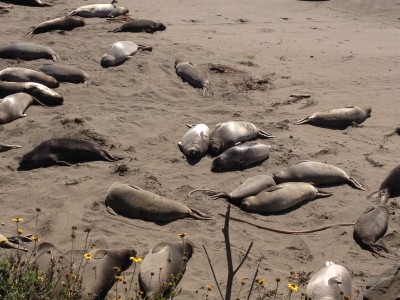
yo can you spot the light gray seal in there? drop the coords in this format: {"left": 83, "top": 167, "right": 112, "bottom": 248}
{"left": 178, "top": 123, "right": 210, "bottom": 161}
{"left": 241, "top": 182, "right": 332, "bottom": 214}
{"left": 139, "top": 240, "right": 193, "bottom": 298}
{"left": 175, "top": 60, "right": 213, "bottom": 97}
{"left": 0, "top": 142, "right": 21, "bottom": 152}
{"left": 105, "top": 182, "right": 214, "bottom": 222}
{"left": 306, "top": 261, "right": 352, "bottom": 300}
{"left": 353, "top": 205, "right": 390, "bottom": 257}
{"left": 0, "top": 67, "right": 59, "bottom": 88}
{"left": 111, "top": 19, "right": 166, "bottom": 33}
{"left": 211, "top": 142, "right": 270, "bottom": 172}
{"left": 209, "top": 121, "right": 275, "bottom": 156}
{"left": 0, "top": 42, "right": 59, "bottom": 61}
{"left": 100, "top": 41, "right": 152, "bottom": 68}
{"left": 0, "top": 81, "right": 63, "bottom": 106}
{"left": 69, "top": 4, "right": 129, "bottom": 18}
{"left": 368, "top": 164, "right": 400, "bottom": 203}
{"left": 27, "top": 16, "right": 85, "bottom": 37}
{"left": 273, "top": 161, "right": 365, "bottom": 190}
{"left": 39, "top": 63, "right": 90, "bottom": 84}
{"left": 0, "top": 93, "right": 40, "bottom": 124}
{"left": 295, "top": 106, "right": 371, "bottom": 128}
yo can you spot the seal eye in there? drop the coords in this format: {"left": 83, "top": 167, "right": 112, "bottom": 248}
{"left": 189, "top": 149, "right": 199, "bottom": 158}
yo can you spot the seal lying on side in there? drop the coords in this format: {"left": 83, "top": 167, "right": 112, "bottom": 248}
{"left": 105, "top": 182, "right": 214, "bottom": 222}
{"left": 175, "top": 60, "right": 213, "bottom": 97}
{"left": 139, "top": 240, "right": 194, "bottom": 298}
{"left": 0, "top": 42, "right": 59, "bottom": 61}
{"left": 353, "top": 205, "right": 390, "bottom": 257}
{"left": 27, "top": 16, "right": 85, "bottom": 37}
{"left": 0, "top": 142, "right": 21, "bottom": 152}
{"left": 363, "top": 264, "right": 400, "bottom": 300}
{"left": 18, "top": 138, "right": 121, "bottom": 170}
{"left": 0, "top": 81, "right": 63, "bottom": 106}
{"left": 1, "top": 0, "right": 51, "bottom": 7}
{"left": 211, "top": 142, "right": 270, "bottom": 172}
{"left": 178, "top": 123, "right": 210, "bottom": 161}
{"left": 0, "top": 93, "right": 40, "bottom": 124}
{"left": 368, "top": 164, "right": 400, "bottom": 203}
{"left": 0, "top": 67, "right": 59, "bottom": 88}
{"left": 100, "top": 41, "right": 152, "bottom": 68}
{"left": 0, "top": 233, "right": 31, "bottom": 251}
{"left": 273, "top": 161, "right": 365, "bottom": 190}
{"left": 209, "top": 121, "right": 275, "bottom": 156}
{"left": 295, "top": 106, "right": 371, "bottom": 128}
{"left": 111, "top": 19, "right": 166, "bottom": 33}
{"left": 306, "top": 261, "right": 352, "bottom": 300}
{"left": 39, "top": 63, "right": 90, "bottom": 84}
{"left": 69, "top": 4, "right": 129, "bottom": 18}
{"left": 241, "top": 182, "right": 332, "bottom": 214}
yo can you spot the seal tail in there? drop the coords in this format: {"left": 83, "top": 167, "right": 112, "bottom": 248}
{"left": 258, "top": 129, "right": 276, "bottom": 138}
{"left": 40, "top": 2, "right": 52, "bottom": 7}
{"left": 51, "top": 52, "right": 60, "bottom": 62}
{"left": 188, "top": 189, "right": 229, "bottom": 200}
{"left": 189, "top": 208, "right": 214, "bottom": 220}
{"left": 109, "top": 27, "right": 121, "bottom": 33}
{"left": 347, "top": 176, "right": 365, "bottom": 191}
{"left": 294, "top": 117, "right": 311, "bottom": 125}
{"left": 202, "top": 84, "right": 213, "bottom": 97}
{"left": 316, "top": 189, "right": 333, "bottom": 198}
{"left": 26, "top": 30, "right": 36, "bottom": 38}
{"left": 137, "top": 44, "right": 153, "bottom": 52}
{"left": 367, "top": 190, "right": 389, "bottom": 204}
{"left": 101, "top": 149, "right": 123, "bottom": 162}
{"left": 0, "top": 143, "right": 21, "bottom": 152}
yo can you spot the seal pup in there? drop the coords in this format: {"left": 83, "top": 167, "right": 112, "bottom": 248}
{"left": 100, "top": 41, "right": 152, "bottom": 68}
{"left": 139, "top": 240, "right": 193, "bottom": 298}
{"left": 69, "top": 4, "right": 129, "bottom": 18}
{"left": 306, "top": 261, "right": 352, "bottom": 300}
{"left": 178, "top": 123, "right": 210, "bottom": 162}
{"left": 18, "top": 138, "right": 121, "bottom": 170}
{"left": 39, "top": 63, "right": 90, "bottom": 84}
{"left": 1, "top": 0, "right": 51, "bottom": 6}
{"left": 368, "top": 164, "right": 400, "bottom": 203}
{"left": 0, "top": 142, "right": 21, "bottom": 152}
{"left": 353, "top": 205, "right": 390, "bottom": 257}
{"left": 175, "top": 60, "right": 213, "bottom": 97}
{"left": 105, "top": 182, "right": 214, "bottom": 222}
{"left": 273, "top": 161, "right": 365, "bottom": 190}
{"left": 0, "top": 233, "right": 31, "bottom": 251}
{"left": 0, "top": 93, "right": 39, "bottom": 124}
{"left": 0, "top": 42, "right": 59, "bottom": 61}
{"left": 211, "top": 142, "right": 270, "bottom": 172}
{"left": 27, "top": 16, "right": 85, "bottom": 37}
{"left": 295, "top": 106, "right": 371, "bottom": 128}
{"left": 0, "top": 67, "right": 59, "bottom": 88}
{"left": 209, "top": 121, "right": 275, "bottom": 156}
{"left": 111, "top": 19, "right": 166, "bottom": 33}
{"left": 241, "top": 182, "right": 332, "bottom": 214}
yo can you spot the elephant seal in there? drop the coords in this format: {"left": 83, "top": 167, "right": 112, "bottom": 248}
{"left": 211, "top": 142, "right": 270, "bottom": 172}
{"left": 111, "top": 19, "right": 166, "bottom": 33}
{"left": 209, "top": 121, "right": 275, "bottom": 156}
{"left": 0, "top": 81, "right": 63, "bottom": 106}
{"left": 139, "top": 240, "right": 194, "bottom": 298}
{"left": 0, "top": 42, "right": 59, "bottom": 61}
{"left": 69, "top": 4, "right": 129, "bottom": 18}
{"left": 241, "top": 182, "right": 332, "bottom": 214}
{"left": 0, "top": 142, "right": 21, "bottom": 152}
{"left": 295, "top": 106, "right": 371, "bottom": 128}
{"left": 189, "top": 174, "right": 276, "bottom": 206}
{"left": 0, "top": 233, "right": 31, "bottom": 251}
{"left": 363, "top": 264, "right": 400, "bottom": 300}
{"left": 353, "top": 205, "right": 390, "bottom": 257}
{"left": 273, "top": 161, "right": 365, "bottom": 190}
{"left": 0, "top": 67, "right": 59, "bottom": 88}
{"left": 368, "top": 164, "right": 400, "bottom": 204}
{"left": 306, "top": 261, "right": 352, "bottom": 300}
{"left": 175, "top": 60, "right": 213, "bottom": 97}
{"left": 39, "top": 63, "right": 90, "bottom": 84}
{"left": 105, "top": 182, "right": 214, "bottom": 222}
{"left": 0, "top": 93, "right": 40, "bottom": 124}
{"left": 27, "top": 16, "right": 85, "bottom": 37}
{"left": 178, "top": 123, "right": 210, "bottom": 162}
{"left": 18, "top": 138, "right": 121, "bottom": 171}
{"left": 1, "top": 0, "right": 51, "bottom": 7}
{"left": 100, "top": 41, "right": 152, "bottom": 68}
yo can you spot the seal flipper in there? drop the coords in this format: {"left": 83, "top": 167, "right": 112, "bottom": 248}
{"left": 367, "top": 189, "right": 389, "bottom": 204}
{"left": 101, "top": 149, "right": 122, "bottom": 161}
{"left": 202, "top": 84, "right": 213, "bottom": 97}
{"left": 0, "top": 143, "right": 21, "bottom": 152}
{"left": 188, "top": 207, "right": 214, "bottom": 220}
{"left": 347, "top": 176, "right": 365, "bottom": 191}
{"left": 316, "top": 188, "right": 333, "bottom": 198}
{"left": 294, "top": 117, "right": 311, "bottom": 125}
{"left": 55, "top": 160, "right": 72, "bottom": 166}
{"left": 257, "top": 129, "right": 276, "bottom": 138}
{"left": 106, "top": 205, "right": 118, "bottom": 216}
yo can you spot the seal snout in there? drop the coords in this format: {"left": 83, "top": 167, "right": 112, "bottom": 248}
{"left": 211, "top": 156, "right": 226, "bottom": 172}
{"left": 101, "top": 55, "right": 115, "bottom": 68}
{"left": 158, "top": 23, "right": 167, "bottom": 31}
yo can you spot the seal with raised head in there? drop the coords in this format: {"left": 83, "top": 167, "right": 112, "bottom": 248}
{"left": 178, "top": 123, "right": 210, "bottom": 161}
{"left": 139, "top": 240, "right": 193, "bottom": 298}
{"left": 241, "top": 182, "right": 332, "bottom": 214}
{"left": 209, "top": 121, "right": 275, "bottom": 156}
{"left": 111, "top": 19, "right": 166, "bottom": 33}
{"left": 211, "top": 142, "right": 270, "bottom": 172}
{"left": 100, "top": 41, "right": 152, "bottom": 68}
{"left": 39, "top": 63, "right": 90, "bottom": 84}
{"left": 306, "top": 261, "right": 352, "bottom": 300}
{"left": 18, "top": 138, "right": 121, "bottom": 170}
{"left": 295, "top": 106, "right": 372, "bottom": 128}
{"left": 1, "top": 0, "right": 51, "bottom": 6}
{"left": 27, "top": 16, "right": 85, "bottom": 37}
{"left": 69, "top": 4, "right": 129, "bottom": 18}
{"left": 273, "top": 161, "right": 365, "bottom": 190}
{"left": 105, "top": 182, "right": 214, "bottom": 222}
{"left": 368, "top": 164, "right": 400, "bottom": 203}
{"left": 0, "top": 93, "right": 40, "bottom": 124}
{"left": 175, "top": 60, "right": 213, "bottom": 97}
{"left": 0, "top": 142, "right": 21, "bottom": 152}
{"left": 0, "top": 42, "right": 59, "bottom": 61}
{"left": 353, "top": 205, "right": 390, "bottom": 257}
{"left": 0, "top": 67, "right": 59, "bottom": 88}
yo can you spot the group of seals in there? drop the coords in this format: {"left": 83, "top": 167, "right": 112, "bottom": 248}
{"left": 0, "top": 67, "right": 59, "bottom": 88}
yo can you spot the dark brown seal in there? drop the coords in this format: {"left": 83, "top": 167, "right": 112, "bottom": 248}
{"left": 111, "top": 19, "right": 166, "bottom": 33}
{"left": 175, "top": 60, "right": 213, "bottom": 97}
{"left": 39, "top": 63, "right": 90, "bottom": 84}
{"left": 368, "top": 164, "right": 400, "bottom": 203}
{"left": 27, "top": 16, "right": 85, "bottom": 37}
{"left": 1, "top": 0, "right": 51, "bottom": 7}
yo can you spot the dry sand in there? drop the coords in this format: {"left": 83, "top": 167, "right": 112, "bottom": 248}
{"left": 1, "top": 0, "right": 400, "bottom": 299}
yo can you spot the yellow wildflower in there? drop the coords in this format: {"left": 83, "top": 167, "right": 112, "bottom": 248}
{"left": 287, "top": 283, "right": 298, "bottom": 292}
{"left": 206, "top": 285, "right": 213, "bottom": 291}
{"left": 17, "top": 229, "right": 23, "bottom": 235}
{"left": 130, "top": 256, "right": 142, "bottom": 263}
{"left": 31, "top": 236, "right": 40, "bottom": 241}
{"left": 115, "top": 275, "right": 123, "bottom": 281}
{"left": 178, "top": 232, "right": 186, "bottom": 238}
{"left": 344, "top": 295, "right": 351, "bottom": 300}
{"left": 0, "top": 237, "right": 7, "bottom": 244}
{"left": 256, "top": 278, "right": 265, "bottom": 286}
{"left": 83, "top": 253, "right": 93, "bottom": 260}
{"left": 12, "top": 217, "right": 23, "bottom": 223}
